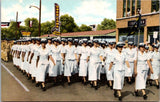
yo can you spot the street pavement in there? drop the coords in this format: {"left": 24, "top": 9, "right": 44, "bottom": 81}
{"left": 1, "top": 61, "right": 160, "bottom": 101}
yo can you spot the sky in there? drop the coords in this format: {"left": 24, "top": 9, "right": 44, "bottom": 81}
{"left": 1, "top": 0, "right": 116, "bottom": 26}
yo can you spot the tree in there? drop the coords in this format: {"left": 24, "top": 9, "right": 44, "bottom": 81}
{"left": 97, "top": 18, "right": 116, "bottom": 30}
{"left": 24, "top": 18, "right": 39, "bottom": 37}
{"left": 79, "top": 24, "right": 92, "bottom": 31}
{"left": 60, "top": 14, "right": 80, "bottom": 33}
{"left": 41, "top": 20, "right": 55, "bottom": 35}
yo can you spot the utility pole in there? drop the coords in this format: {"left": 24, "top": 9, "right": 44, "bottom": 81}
{"left": 15, "top": 12, "right": 18, "bottom": 39}
{"left": 39, "top": 0, "right": 41, "bottom": 37}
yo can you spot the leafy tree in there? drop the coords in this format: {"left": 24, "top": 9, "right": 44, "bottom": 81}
{"left": 97, "top": 18, "right": 116, "bottom": 30}
{"left": 24, "top": 18, "right": 39, "bottom": 37}
{"left": 60, "top": 14, "right": 80, "bottom": 33}
{"left": 41, "top": 20, "right": 55, "bottom": 35}
{"left": 79, "top": 24, "right": 92, "bottom": 31}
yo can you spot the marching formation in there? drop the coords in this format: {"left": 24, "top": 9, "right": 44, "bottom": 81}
{"left": 11, "top": 37, "right": 160, "bottom": 101}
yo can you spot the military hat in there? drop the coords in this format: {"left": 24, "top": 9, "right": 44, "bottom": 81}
{"left": 82, "top": 39, "right": 88, "bottom": 43}
{"left": 128, "top": 42, "right": 134, "bottom": 45}
{"left": 46, "top": 37, "right": 52, "bottom": 40}
{"left": 74, "top": 39, "right": 79, "bottom": 43}
{"left": 153, "top": 44, "right": 159, "bottom": 48}
{"left": 41, "top": 38, "right": 47, "bottom": 43}
{"left": 87, "top": 40, "right": 92, "bottom": 44}
{"left": 139, "top": 43, "right": 145, "bottom": 47}
{"left": 109, "top": 41, "right": 113, "bottom": 45}
{"left": 116, "top": 42, "right": 124, "bottom": 47}
{"left": 68, "top": 38, "right": 73, "bottom": 42}
{"left": 100, "top": 41, "right": 105, "bottom": 44}
{"left": 93, "top": 39, "right": 99, "bottom": 43}
{"left": 145, "top": 46, "right": 149, "bottom": 50}
{"left": 112, "top": 41, "right": 116, "bottom": 44}
{"left": 61, "top": 38, "right": 66, "bottom": 42}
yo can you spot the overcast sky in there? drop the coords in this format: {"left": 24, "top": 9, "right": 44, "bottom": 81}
{"left": 1, "top": 0, "right": 116, "bottom": 26}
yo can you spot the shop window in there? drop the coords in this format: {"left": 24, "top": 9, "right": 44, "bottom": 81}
{"left": 123, "top": 0, "right": 126, "bottom": 17}
{"left": 127, "top": 0, "right": 130, "bottom": 16}
{"left": 151, "top": 0, "right": 159, "bottom": 12}
{"left": 137, "top": 0, "right": 141, "bottom": 14}
{"left": 132, "top": 0, "right": 135, "bottom": 16}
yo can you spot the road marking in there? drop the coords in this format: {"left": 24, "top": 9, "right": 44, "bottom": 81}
{"left": 1, "top": 63, "right": 30, "bottom": 92}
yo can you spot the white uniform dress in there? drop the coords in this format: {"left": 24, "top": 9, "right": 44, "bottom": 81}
{"left": 79, "top": 46, "right": 90, "bottom": 77}
{"left": 30, "top": 44, "right": 41, "bottom": 77}
{"left": 17, "top": 45, "right": 22, "bottom": 67}
{"left": 46, "top": 43, "right": 52, "bottom": 73}
{"left": 111, "top": 50, "right": 128, "bottom": 90}
{"left": 28, "top": 43, "right": 34, "bottom": 74}
{"left": 105, "top": 48, "right": 115, "bottom": 80}
{"left": 150, "top": 51, "right": 160, "bottom": 80}
{"left": 11, "top": 45, "right": 16, "bottom": 65}
{"left": 23, "top": 44, "right": 30, "bottom": 73}
{"left": 59, "top": 44, "right": 66, "bottom": 74}
{"left": 49, "top": 45, "right": 63, "bottom": 77}
{"left": 63, "top": 45, "right": 77, "bottom": 76}
{"left": 101, "top": 48, "right": 106, "bottom": 74}
{"left": 36, "top": 48, "right": 50, "bottom": 82}
{"left": 124, "top": 48, "right": 136, "bottom": 77}
{"left": 135, "top": 51, "right": 149, "bottom": 90}
{"left": 88, "top": 47, "right": 103, "bottom": 81}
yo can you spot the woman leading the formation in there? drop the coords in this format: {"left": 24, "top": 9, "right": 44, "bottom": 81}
{"left": 108, "top": 42, "right": 130, "bottom": 101}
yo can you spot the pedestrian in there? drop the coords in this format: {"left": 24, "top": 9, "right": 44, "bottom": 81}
{"left": 36, "top": 39, "right": 56, "bottom": 91}
{"left": 61, "top": 38, "right": 78, "bottom": 85}
{"left": 78, "top": 39, "right": 90, "bottom": 85}
{"left": 104, "top": 41, "right": 115, "bottom": 89}
{"left": 108, "top": 42, "right": 130, "bottom": 101}
{"left": 150, "top": 44, "right": 160, "bottom": 89}
{"left": 134, "top": 43, "right": 154, "bottom": 100}
{"left": 29, "top": 38, "right": 41, "bottom": 83}
{"left": 124, "top": 42, "right": 136, "bottom": 84}
{"left": 49, "top": 38, "right": 63, "bottom": 85}
{"left": 88, "top": 39, "right": 104, "bottom": 90}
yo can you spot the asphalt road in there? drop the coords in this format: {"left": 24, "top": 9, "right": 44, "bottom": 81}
{"left": 1, "top": 61, "right": 160, "bottom": 101}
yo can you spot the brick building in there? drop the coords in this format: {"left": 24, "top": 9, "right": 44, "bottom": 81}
{"left": 116, "top": 0, "right": 159, "bottom": 44}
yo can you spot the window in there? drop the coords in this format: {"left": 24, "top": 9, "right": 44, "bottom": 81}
{"left": 127, "top": 0, "right": 130, "bottom": 16}
{"left": 137, "top": 0, "right": 141, "bottom": 14}
{"left": 123, "top": 0, "right": 126, "bottom": 17}
{"left": 132, "top": 0, "right": 135, "bottom": 16}
{"left": 151, "top": 0, "right": 159, "bottom": 12}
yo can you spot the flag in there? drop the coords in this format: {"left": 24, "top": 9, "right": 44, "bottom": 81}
{"left": 17, "top": 22, "right": 21, "bottom": 28}
{"left": 1, "top": 22, "right": 10, "bottom": 26}
{"left": 127, "top": 14, "right": 141, "bottom": 36}
{"left": 29, "top": 21, "right": 32, "bottom": 27}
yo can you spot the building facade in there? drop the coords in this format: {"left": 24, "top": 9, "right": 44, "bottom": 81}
{"left": 116, "top": 0, "right": 160, "bottom": 44}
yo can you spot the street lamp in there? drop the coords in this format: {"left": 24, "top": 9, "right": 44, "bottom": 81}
{"left": 29, "top": 0, "right": 41, "bottom": 37}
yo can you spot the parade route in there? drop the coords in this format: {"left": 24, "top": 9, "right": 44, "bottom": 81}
{"left": 1, "top": 61, "right": 159, "bottom": 101}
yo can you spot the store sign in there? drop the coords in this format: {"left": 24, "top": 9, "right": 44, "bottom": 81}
{"left": 51, "top": 3, "right": 60, "bottom": 36}
{"left": 21, "top": 31, "right": 31, "bottom": 37}
{"left": 128, "top": 19, "right": 146, "bottom": 27}
{"left": 153, "top": 31, "right": 158, "bottom": 38}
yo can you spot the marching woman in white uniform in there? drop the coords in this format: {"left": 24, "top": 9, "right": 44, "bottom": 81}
{"left": 78, "top": 39, "right": 90, "bottom": 85}
{"left": 49, "top": 38, "right": 63, "bottom": 84}
{"left": 29, "top": 38, "right": 41, "bottom": 83}
{"left": 134, "top": 43, "right": 153, "bottom": 100}
{"left": 23, "top": 39, "right": 31, "bottom": 76}
{"left": 36, "top": 39, "right": 56, "bottom": 91}
{"left": 109, "top": 42, "right": 130, "bottom": 101}
{"left": 124, "top": 42, "right": 136, "bottom": 84}
{"left": 88, "top": 39, "right": 104, "bottom": 90}
{"left": 104, "top": 42, "right": 115, "bottom": 89}
{"left": 150, "top": 45, "right": 160, "bottom": 89}
{"left": 62, "top": 38, "right": 78, "bottom": 85}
